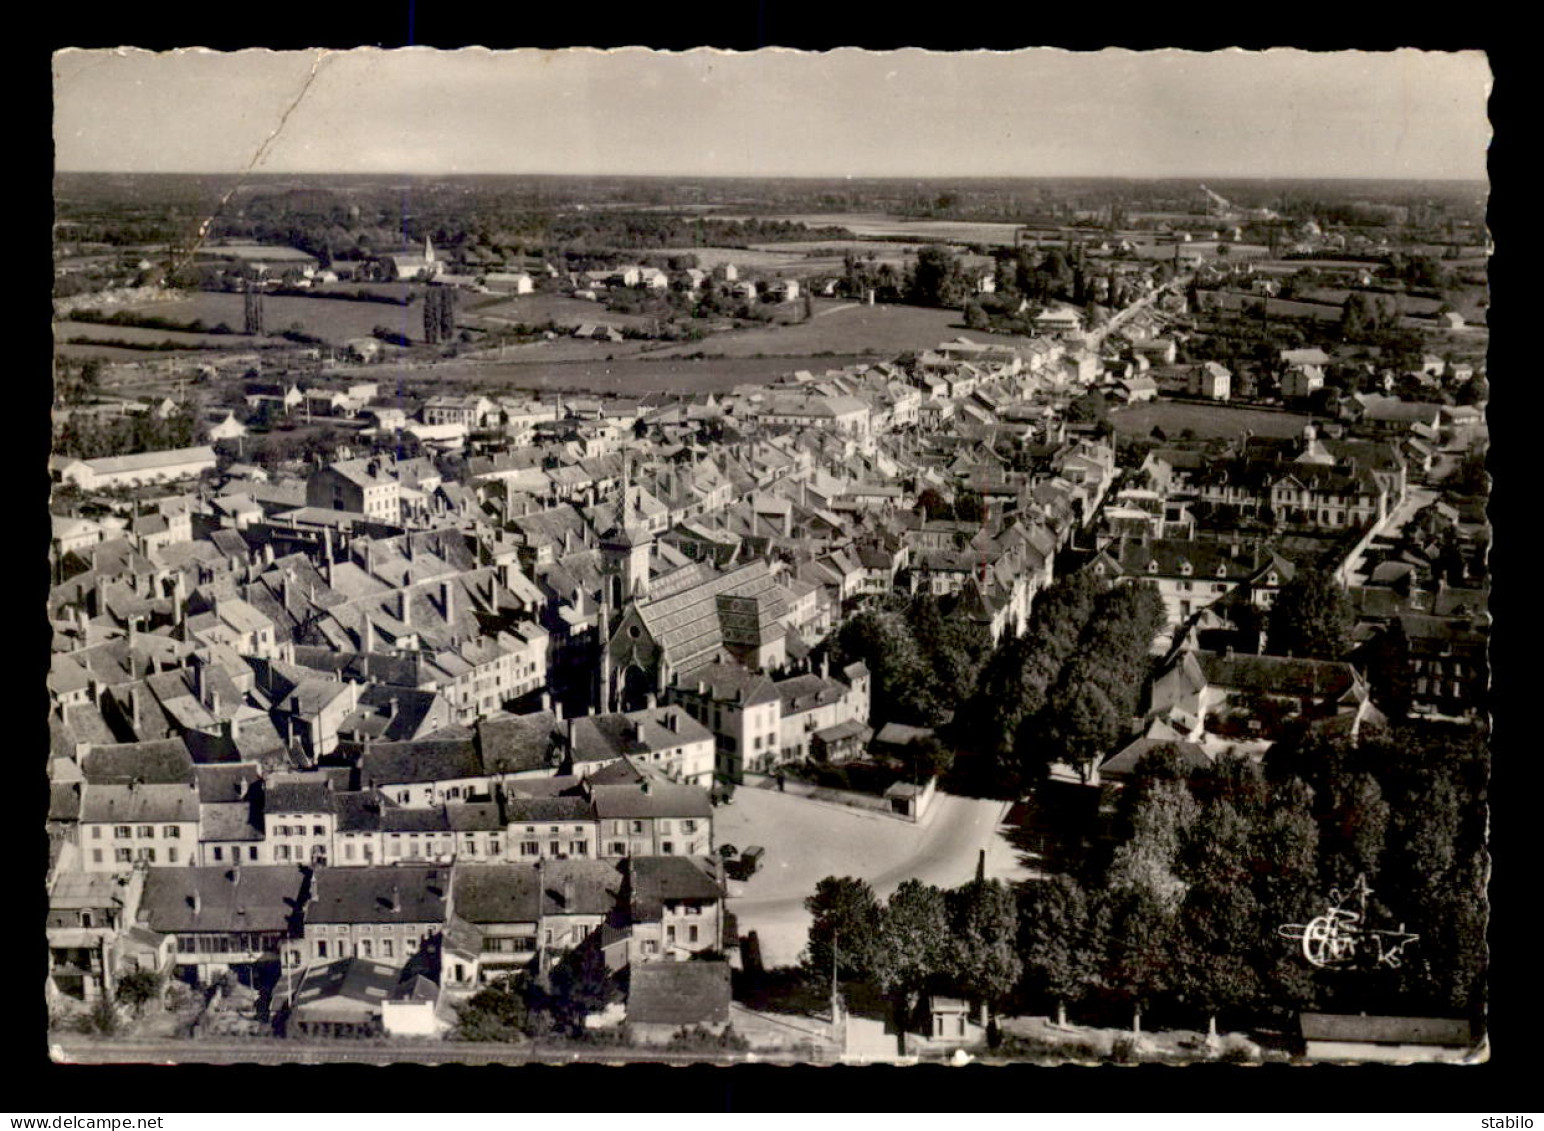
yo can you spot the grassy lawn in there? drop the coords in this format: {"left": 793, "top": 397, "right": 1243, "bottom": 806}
{"left": 1111, "top": 400, "right": 1318, "bottom": 441}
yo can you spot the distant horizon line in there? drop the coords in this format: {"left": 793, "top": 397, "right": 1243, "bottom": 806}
{"left": 54, "top": 169, "right": 1489, "bottom": 185}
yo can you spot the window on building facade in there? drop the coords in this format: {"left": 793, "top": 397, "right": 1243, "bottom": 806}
{"left": 164, "top": 826, "right": 180, "bottom": 838}
{"left": 115, "top": 849, "right": 131, "bottom": 863}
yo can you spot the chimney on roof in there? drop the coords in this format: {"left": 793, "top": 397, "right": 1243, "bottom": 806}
{"left": 646, "top": 692, "right": 657, "bottom": 711}
{"left": 130, "top": 689, "right": 142, "bottom": 732}
{"left": 664, "top": 710, "right": 677, "bottom": 733}
{"left": 387, "top": 882, "right": 400, "bottom": 914}
{"left": 211, "top": 690, "right": 221, "bottom": 717}
{"left": 190, "top": 890, "right": 201, "bottom": 914}
{"left": 561, "top": 874, "right": 575, "bottom": 910}
{"left": 441, "top": 579, "right": 454, "bottom": 623}
{"left": 399, "top": 588, "right": 411, "bottom": 625}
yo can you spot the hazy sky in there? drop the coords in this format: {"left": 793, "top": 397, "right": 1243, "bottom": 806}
{"left": 53, "top": 47, "right": 1491, "bottom": 180}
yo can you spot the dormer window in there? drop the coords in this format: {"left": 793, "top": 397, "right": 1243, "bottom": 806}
{"left": 1268, "top": 573, "right": 1279, "bottom": 586}
{"left": 1216, "top": 565, "right": 1228, "bottom": 579}
{"left": 1179, "top": 561, "right": 1193, "bottom": 577}
{"left": 1146, "top": 561, "right": 1159, "bottom": 574}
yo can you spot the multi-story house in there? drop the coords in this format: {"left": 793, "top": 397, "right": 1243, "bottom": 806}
{"left": 443, "top": 863, "right": 541, "bottom": 987}
{"left": 137, "top": 863, "right": 309, "bottom": 986}
{"left": 196, "top": 762, "right": 266, "bottom": 867}
{"left": 1084, "top": 536, "right": 1296, "bottom": 632}
{"left": 80, "top": 781, "right": 201, "bottom": 873}
{"left": 663, "top": 661, "right": 783, "bottom": 782}
{"left": 773, "top": 662, "right": 872, "bottom": 764}
{"left": 567, "top": 705, "right": 717, "bottom": 786}
{"left": 263, "top": 772, "right": 335, "bottom": 867}
{"left": 359, "top": 736, "right": 492, "bottom": 809}
{"left": 1188, "top": 361, "right": 1232, "bottom": 401}
{"left": 504, "top": 794, "right": 599, "bottom": 861}
{"left": 301, "top": 864, "right": 450, "bottom": 969}
{"left": 421, "top": 395, "right": 494, "bottom": 428}
{"left": 305, "top": 458, "right": 402, "bottom": 525}
{"left": 590, "top": 777, "right": 713, "bottom": 860}
{"left": 624, "top": 856, "right": 724, "bottom": 964}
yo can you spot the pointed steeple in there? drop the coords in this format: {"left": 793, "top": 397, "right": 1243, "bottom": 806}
{"left": 424, "top": 235, "right": 435, "bottom": 264}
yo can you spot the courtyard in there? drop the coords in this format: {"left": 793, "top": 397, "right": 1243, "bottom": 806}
{"left": 715, "top": 785, "right": 1032, "bottom": 969}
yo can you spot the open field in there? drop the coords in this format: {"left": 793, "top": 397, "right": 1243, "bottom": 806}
{"left": 1111, "top": 400, "right": 1318, "bottom": 441}
{"left": 647, "top": 300, "right": 1027, "bottom": 360}
{"left": 740, "top": 212, "right": 1026, "bottom": 246}
{"left": 115, "top": 291, "right": 426, "bottom": 345}
{"left": 56, "top": 319, "right": 279, "bottom": 350}
{"left": 461, "top": 291, "right": 656, "bottom": 330}
{"left": 398, "top": 353, "right": 881, "bottom": 396}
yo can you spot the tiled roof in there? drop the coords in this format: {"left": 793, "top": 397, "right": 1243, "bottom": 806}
{"left": 81, "top": 739, "right": 195, "bottom": 786}
{"left": 140, "top": 863, "right": 307, "bottom": 933}
{"left": 307, "top": 865, "right": 450, "bottom": 925}
{"left": 81, "top": 782, "right": 200, "bottom": 824}
{"left": 476, "top": 712, "right": 561, "bottom": 776}
{"left": 589, "top": 780, "right": 711, "bottom": 821}
{"left": 569, "top": 708, "right": 713, "bottom": 765}
{"left": 627, "top": 960, "right": 731, "bottom": 1027}
{"left": 361, "top": 737, "right": 483, "bottom": 787}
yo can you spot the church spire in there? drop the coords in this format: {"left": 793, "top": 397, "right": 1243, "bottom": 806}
{"left": 621, "top": 451, "right": 637, "bottom": 530}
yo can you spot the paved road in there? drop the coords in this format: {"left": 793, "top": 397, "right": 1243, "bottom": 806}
{"left": 721, "top": 790, "right": 1022, "bottom": 968}
{"left": 1342, "top": 486, "right": 1437, "bottom": 586}
{"left": 52, "top": 1038, "right": 823, "bottom": 1066}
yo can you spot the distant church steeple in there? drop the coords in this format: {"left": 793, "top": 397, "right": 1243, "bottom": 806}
{"left": 424, "top": 236, "right": 435, "bottom": 264}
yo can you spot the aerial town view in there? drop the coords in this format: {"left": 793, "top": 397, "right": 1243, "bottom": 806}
{"left": 46, "top": 48, "right": 1490, "bottom": 1068}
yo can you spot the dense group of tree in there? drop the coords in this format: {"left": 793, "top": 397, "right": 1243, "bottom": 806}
{"left": 1265, "top": 572, "right": 1356, "bottom": 661}
{"left": 807, "top": 718, "right": 1486, "bottom": 1041}
{"left": 53, "top": 403, "right": 200, "bottom": 460}
{"left": 451, "top": 942, "right": 622, "bottom": 1041}
{"left": 422, "top": 287, "right": 459, "bottom": 344}
{"left": 824, "top": 593, "right": 992, "bottom": 730}
{"left": 958, "top": 573, "right": 1165, "bottom": 794}
{"left": 804, "top": 874, "right": 1023, "bottom": 1036}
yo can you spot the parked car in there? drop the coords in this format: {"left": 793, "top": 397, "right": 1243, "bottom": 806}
{"left": 731, "top": 845, "right": 766, "bottom": 881}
